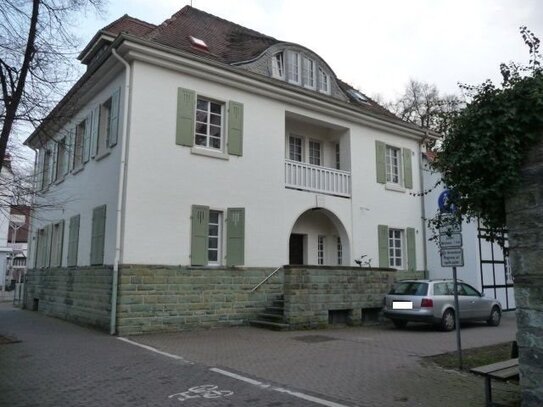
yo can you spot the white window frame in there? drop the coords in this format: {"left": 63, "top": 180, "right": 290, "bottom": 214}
{"left": 55, "top": 137, "right": 66, "bottom": 182}
{"left": 317, "top": 235, "right": 326, "bottom": 265}
{"left": 303, "top": 57, "right": 316, "bottom": 90}
{"left": 289, "top": 135, "right": 303, "bottom": 162}
{"left": 97, "top": 97, "right": 112, "bottom": 156}
{"left": 318, "top": 67, "right": 331, "bottom": 94}
{"left": 308, "top": 140, "right": 321, "bottom": 166}
{"left": 337, "top": 236, "right": 342, "bottom": 265}
{"left": 388, "top": 228, "right": 404, "bottom": 269}
{"left": 271, "top": 51, "right": 285, "bottom": 80}
{"left": 50, "top": 221, "right": 63, "bottom": 268}
{"left": 208, "top": 210, "right": 223, "bottom": 265}
{"left": 41, "top": 149, "right": 51, "bottom": 190}
{"left": 287, "top": 50, "right": 301, "bottom": 85}
{"left": 195, "top": 97, "right": 225, "bottom": 152}
{"left": 335, "top": 143, "right": 340, "bottom": 170}
{"left": 385, "top": 145, "right": 402, "bottom": 185}
{"left": 73, "top": 120, "right": 86, "bottom": 169}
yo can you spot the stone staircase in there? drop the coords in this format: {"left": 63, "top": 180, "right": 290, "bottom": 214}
{"left": 249, "top": 295, "right": 289, "bottom": 331}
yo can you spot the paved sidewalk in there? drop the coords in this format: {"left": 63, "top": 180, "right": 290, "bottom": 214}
{"left": 129, "top": 313, "right": 520, "bottom": 407}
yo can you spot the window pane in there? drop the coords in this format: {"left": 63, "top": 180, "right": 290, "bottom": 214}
{"left": 195, "top": 135, "right": 207, "bottom": 146}
{"left": 210, "top": 102, "right": 221, "bottom": 114}
{"left": 197, "top": 99, "right": 208, "bottom": 110}
{"left": 210, "top": 137, "right": 221, "bottom": 149}
{"left": 208, "top": 251, "right": 218, "bottom": 262}
{"left": 210, "top": 114, "right": 221, "bottom": 125}
{"left": 210, "top": 125, "right": 221, "bottom": 137}
{"left": 208, "top": 238, "right": 218, "bottom": 249}
{"left": 196, "top": 111, "right": 207, "bottom": 122}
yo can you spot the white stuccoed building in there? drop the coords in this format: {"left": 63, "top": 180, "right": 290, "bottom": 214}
{"left": 24, "top": 6, "right": 436, "bottom": 334}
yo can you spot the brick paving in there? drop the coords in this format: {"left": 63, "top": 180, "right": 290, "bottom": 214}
{"left": 129, "top": 313, "right": 520, "bottom": 407}
{"left": 0, "top": 304, "right": 322, "bottom": 407}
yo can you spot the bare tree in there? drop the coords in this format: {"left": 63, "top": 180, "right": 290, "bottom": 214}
{"left": 387, "top": 79, "right": 463, "bottom": 135}
{"left": 0, "top": 0, "right": 104, "bottom": 173}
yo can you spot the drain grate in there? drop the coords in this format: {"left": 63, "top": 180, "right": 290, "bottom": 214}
{"left": 293, "top": 335, "right": 337, "bottom": 343}
{"left": 0, "top": 335, "right": 21, "bottom": 345}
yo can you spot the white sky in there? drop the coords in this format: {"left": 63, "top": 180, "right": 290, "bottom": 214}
{"left": 74, "top": 0, "right": 543, "bottom": 101}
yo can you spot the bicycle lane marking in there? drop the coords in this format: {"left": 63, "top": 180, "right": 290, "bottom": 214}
{"left": 210, "top": 367, "right": 351, "bottom": 407}
{"left": 118, "top": 337, "right": 193, "bottom": 365}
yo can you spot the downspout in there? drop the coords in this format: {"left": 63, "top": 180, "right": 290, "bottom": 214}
{"left": 419, "top": 133, "right": 429, "bottom": 278}
{"left": 110, "top": 48, "right": 131, "bottom": 335}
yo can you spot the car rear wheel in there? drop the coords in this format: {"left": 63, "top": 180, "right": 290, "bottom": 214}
{"left": 440, "top": 309, "right": 455, "bottom": 331}
{"left": 392, "top": 319, "right": 408, "bottom": 329}
{"left": 487, "top": 306, "right": 501, "bottom": 327}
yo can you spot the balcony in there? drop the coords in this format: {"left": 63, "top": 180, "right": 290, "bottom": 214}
{"left": 285, "top": 160, "right": 351, "bottom": 197}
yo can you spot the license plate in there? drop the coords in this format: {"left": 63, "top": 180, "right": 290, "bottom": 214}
{"left": 392, "top": 301, "right": 413, "bottom": 310}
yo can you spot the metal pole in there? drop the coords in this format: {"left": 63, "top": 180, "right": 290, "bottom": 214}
{"left": 452, "top": 266, "right": 463, "bottom": 369}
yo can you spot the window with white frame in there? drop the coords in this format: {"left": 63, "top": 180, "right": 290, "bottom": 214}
{"left": 318, "top": 235, "right": 325, "bottom": 265}
{"left": 303, "top": 57, "right": 316, "bottom": 89}
{"left": 308, "top": 140, "right": 321, "bottom": 166}
{"left": 208, "top": 210, "right": 222, "bottom": 264}
{"left": 318, "top": 67, "right": 331, "bottom": 94}
{"left": 289, "top": 136, "right": 303, "bottom": 162}
{"left": 271, "top": 51, "right": 285, "bottom": 79}
{"left": 287, "top": 50, "right": 301, "bottom": 85}
{"left": 98, "top": 97, "right": 112, "bottom": 155}
{"left": 335, "top": 143, "right": 340, "bottom": 170}
{"left": 385, "top": 145, "right": 401, "bottom": 184}
{"left": 55, "top": 138, "right": 66, "bottom": 181}
{"left": 195, "top": 98, "right": 224, "bottom": 150}
{"left": 50, "top": 221, "right": 64, "bottom": 267}
{"left": 389, "top": 229, "right": 404, "bottom": 268}
{"left": 337, "top": 236, "right": 342, "bottom": 265}
{"left": 41, "top": 149, "right": 51, "bottom": 189}
{"left": 73, "top": 120, "right": 86, "bottom": 168}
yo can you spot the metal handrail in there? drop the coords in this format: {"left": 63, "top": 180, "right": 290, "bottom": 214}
{"left": 250, "top": 266, "right": 282, "bottom": 292}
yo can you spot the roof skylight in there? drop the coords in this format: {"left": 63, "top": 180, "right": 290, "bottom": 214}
{"left": 189, "top": 36, "right": 208, "bottom": 50}
{"left": 347, "top": 89, "right": 369, "bottom": 103}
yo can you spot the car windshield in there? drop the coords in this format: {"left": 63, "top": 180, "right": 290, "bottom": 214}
{"left": 389, "top": 282, "right": 428, "bottom": 296}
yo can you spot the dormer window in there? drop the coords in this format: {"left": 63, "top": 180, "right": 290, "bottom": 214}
{"left": 303, "top": 57, "right": 316, "bottom": 90}
{"left": 318, "top": 68, "right": 331, "bottom": 94}
{"left": 286, "top": 51, "right": 301, "bottom": 85}
{"left": 189, "top": 36, "right": 208, "bottom": 51}
{"left": 271, "top": 52, "right": 285, "bottom": 79}
{"left": 347, "top": 89, "right": 369, "bottom": 103}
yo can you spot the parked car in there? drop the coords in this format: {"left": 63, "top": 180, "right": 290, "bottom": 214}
{"left": 383, "top": 279, "right": 502, "bottom": 331}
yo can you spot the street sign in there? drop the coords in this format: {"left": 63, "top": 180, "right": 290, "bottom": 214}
{"left": 441, "top": 248, "right": 464, "bottom": 267}
{"left": 439, "top": 232, "right": 463, "bottom": 248}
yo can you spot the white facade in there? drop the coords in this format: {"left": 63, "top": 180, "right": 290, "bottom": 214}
{"left": 27, "top": 10, "right": 432, "bottom": 275}
{"left": 423, "top": 156, "right": 515, "bottom": 310}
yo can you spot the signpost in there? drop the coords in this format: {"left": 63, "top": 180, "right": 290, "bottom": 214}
{"left": 438, "top": 190, "right": 464, "bottom": 369}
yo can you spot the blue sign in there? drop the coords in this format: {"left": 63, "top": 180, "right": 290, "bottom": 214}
{"left": 438, "top": 189, "right": 456, "bottom": 213}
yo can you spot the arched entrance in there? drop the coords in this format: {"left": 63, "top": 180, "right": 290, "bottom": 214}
{"left": 288, "top": 208, "right": 350, "bottom": 266}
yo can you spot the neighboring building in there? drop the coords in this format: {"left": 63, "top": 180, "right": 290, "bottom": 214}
{"left": 7, "top": 205, "right": 31, "bottom": 284}
{"left": 0, "top": 156, "right": 14, "bottom": 291}
{"left": 422, "top": 152, "right": 515, "bottom": 310}
{"left": 24, "top": 6, "right": 434, "bottom": 334}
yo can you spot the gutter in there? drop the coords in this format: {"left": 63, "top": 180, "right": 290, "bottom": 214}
{"left": 419, "top": 132, "right": 429, "bottom": 277}
{"left": 109, "top": 48, "right": 131, "bottom": 335}
{"left": 22, "top": 147, "right": 39, "bottom": 306}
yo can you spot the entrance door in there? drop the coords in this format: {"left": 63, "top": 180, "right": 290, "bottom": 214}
{"left": 289, "top": 234, "right": 305, "bottom": 265}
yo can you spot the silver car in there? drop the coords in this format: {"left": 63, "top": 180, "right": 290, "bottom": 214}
{"left": 383, "top": 279, "right": 502, "bottom": 331}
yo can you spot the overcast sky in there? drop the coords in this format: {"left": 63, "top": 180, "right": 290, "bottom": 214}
{"left": 78, "top": 0, "right": 543, "bottom": 100}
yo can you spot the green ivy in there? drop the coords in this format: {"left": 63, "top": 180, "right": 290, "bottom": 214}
{"left": 433, "top": 27, "right": 543, "bottom": 239}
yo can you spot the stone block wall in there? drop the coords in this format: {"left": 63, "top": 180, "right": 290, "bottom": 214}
{"left": 24, "top": 267, "right": 112, "bottom": 330}
{"left": 116, "top": 265, "right": 283, "bottom": 335}
{"left": 283, "top": 266, "right": 397, "bottom": 329}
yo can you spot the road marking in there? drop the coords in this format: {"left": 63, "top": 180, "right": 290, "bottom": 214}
{"left": 169, "top": 385, "right": 233, "bottom": 402}
{"left": 117, "top": 337, "right": 193, "bottom": 365}
{"left": 210, "top": 367, "right": 350, "bottom": 407}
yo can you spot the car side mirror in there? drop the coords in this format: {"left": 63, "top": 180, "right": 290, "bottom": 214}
{"left": 481, "top": 292, "right": 486, "bottom": 297}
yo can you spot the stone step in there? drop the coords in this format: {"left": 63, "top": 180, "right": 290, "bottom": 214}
{"left": 265, "top": 306, "right": 284, "bottom": 313}
{"left": 249, "top": 320, "right": 289, "bottom": 331}
{"left": 257, "top": 313, "right": 285, "bottom": 321}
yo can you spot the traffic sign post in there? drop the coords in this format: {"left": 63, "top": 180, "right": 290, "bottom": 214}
{"left": 438, "top": 209, "right": 463, "bottom": 370}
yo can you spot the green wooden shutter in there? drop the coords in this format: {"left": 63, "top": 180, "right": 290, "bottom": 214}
{"left": 227, "top": 101, "right": 244, "bottom": 156}
{"left": 176, "top": 88, "right": 195, "bottom": 147}
{"left": 67, "top": 129, "right": 74, "bottom": 172}
{"left": 67, "top": 215, "right": 80, "bottom": 267}
{"left": 403, "top": 148, "right": 413, "bottom": 189}
{"left": 226, "top": 208, "right": 245, "bottom": 266}
{"left": 51, "top": 143, "right": 58, "bottom": 182}
{"left": 90, "top": 106, "right": 100, "bottom": 158}
{"left": 108, "top": 88, "right": 120, "bottom": 147}
{"left": 378, "top": 224, "right": 389, "bottom": 268}
{"left": 37, "top": 149, "right": 44, "bottom": 190}
{"left": 84, "top": 113, "right": 92, "bottom": 162}
{"left": 90, "top": 205, "right": 106, "bottom": 265}
{"left": 191, "top": 205, "right": 209, "bottom": 266}
{"left": 406, "top": 227, "right": 416, "bottom": 272}
{"left": 375, "top": 141, "right": 386, "bottom": 184}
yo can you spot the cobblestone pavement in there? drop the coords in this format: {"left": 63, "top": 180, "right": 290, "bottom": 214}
{"left": 129, "top": 313, "right": 520, "bottom": 407}
{"left": 0, "top": 304, "right": 332, "bottom": 407}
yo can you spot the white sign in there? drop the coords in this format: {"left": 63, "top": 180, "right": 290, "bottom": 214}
{"left": 439, "top": 233, "right": 463, "bottom": 248}
{"left": 392, "top": 301, "right": 413, "bottom": 310}
{"left": 441, "top": 248, "right": 464, "bottom": 267}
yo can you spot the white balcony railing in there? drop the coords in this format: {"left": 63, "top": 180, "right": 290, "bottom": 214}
{"left": 285, "top": 159, "right": 351, "bottom": 197}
